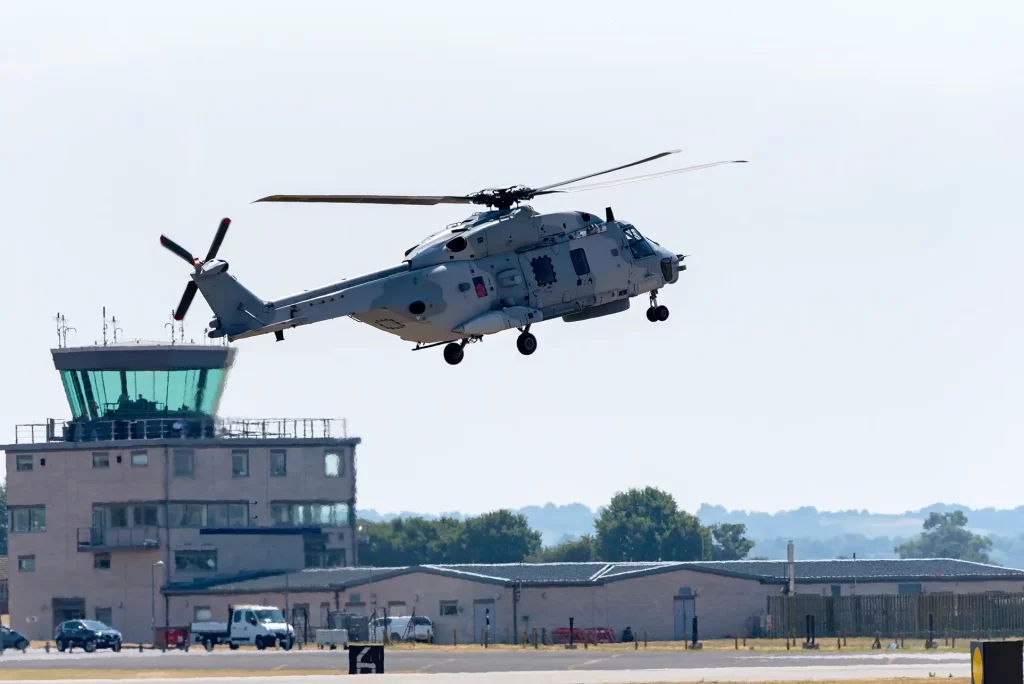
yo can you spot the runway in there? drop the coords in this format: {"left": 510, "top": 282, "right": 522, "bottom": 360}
{"left": 0, "top": 647, "right": 971, "bottom": 680}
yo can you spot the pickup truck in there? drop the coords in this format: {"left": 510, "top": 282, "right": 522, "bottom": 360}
{"left": 190, "top": 604, "right": 296, "bottom": 651}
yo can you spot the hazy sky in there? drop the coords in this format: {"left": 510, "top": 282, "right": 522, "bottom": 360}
{"left": 2, "top": 1, "right": 1022, "bottom": 517}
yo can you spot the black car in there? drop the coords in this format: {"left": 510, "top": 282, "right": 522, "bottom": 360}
{"left": 0, "top": 626, "right": 29, "bottom": 651}
{"left": 54, "top": 620, "right": 122, "bottom": 652}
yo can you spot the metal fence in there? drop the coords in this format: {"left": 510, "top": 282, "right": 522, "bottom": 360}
{"left": 15, "top": 417, "right": 349, "bottom": 444}
{"left": 766, "top": 593, "right": 1024, "bottom": 639}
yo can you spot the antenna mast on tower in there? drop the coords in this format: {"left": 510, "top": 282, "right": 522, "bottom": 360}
{"left": 55, "top": 313, "right": 76, "bottom": 349}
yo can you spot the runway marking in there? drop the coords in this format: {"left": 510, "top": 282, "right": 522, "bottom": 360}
{"left": 416, "top": 658, "right": 456, "bottom": 673}
{"left": 568, "top": 653, "right": 623, "bottom": 670}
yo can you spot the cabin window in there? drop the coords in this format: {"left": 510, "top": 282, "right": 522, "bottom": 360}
{"left": 570, "top": 248, "right": 591, "bottom": 276}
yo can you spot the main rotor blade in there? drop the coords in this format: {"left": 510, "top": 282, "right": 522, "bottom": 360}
{"left": 531, "top": 149, "right": 682, "bottom": 194}
{"left": 174, "top": 282, "right": 198, "bottom": 321}
{"left": 205, "top": 218, "right": 231, "bottom": 261}
{"left": 160, "top": 235, "right": 196, "bottom": 264}
{"left": 536, "top": 160, "right": 747, "bottom": 195}
{"left": 253, "top": 194, "right": 475, "bottom": 206}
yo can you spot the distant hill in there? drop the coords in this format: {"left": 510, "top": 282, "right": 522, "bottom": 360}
{"left": 356, "top": 501, "right": 1024, "bottom": 568}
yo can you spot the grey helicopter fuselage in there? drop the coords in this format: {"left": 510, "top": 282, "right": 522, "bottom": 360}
{"left": 196, "top": 204, "right": 682, "bottom": 351}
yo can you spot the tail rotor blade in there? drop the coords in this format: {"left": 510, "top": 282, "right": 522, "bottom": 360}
{"left": 205, "top": 218, "right": 231, "bottom": 261}
{"left": 161, "top": 235, "right": 197, "bottom": 265}
{"left": 174, "top": 282, "right": 199, "bottom": 321}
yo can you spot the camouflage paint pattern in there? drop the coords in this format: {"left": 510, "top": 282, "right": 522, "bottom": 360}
{"left": 193, "top": 204, "right": 682, "bottom": 346}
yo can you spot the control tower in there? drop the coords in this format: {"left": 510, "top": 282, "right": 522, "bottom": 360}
{"left": 3, "top": 340, "right": 360, "bottom": 644}
{"left": 50, "top": 343, "right": 235, "bottom": 442}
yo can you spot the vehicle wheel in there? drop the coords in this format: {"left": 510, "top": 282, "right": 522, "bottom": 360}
{"left": 84, "top": 639, "right": 97, "bottom": 653}
{"left": 255, "top": 636, "right": 266, "bottom": 651}
{"left": 390, "top": 632, "right": 402, "bottom": 643}
{"left": 656, "top": 305, "right": 669, "bottom": 321}
{"left": 112, "top": 640, "right": 122, "bottom": 653}
{"left": 203, "top": 637, "right": 214, "bottom": 652}
{"left": 282, "top": 637, "right": 293, "bottom": 651}
{"left": 443, "top": 342, "right": 464, "bottom": 365}
{"left": 56, "top": 639, "right": 66, "bottom": 653}
{"left": 646, "top": 306, "right": 658, "bottom": 322}
{"left": 17, "top": 639, "right": 28, "bottom": 652}
{"left": 229, "top": 642, "right": 239, "bottom": 651}
{"left": 516, "top": 332, "right": 537, "bottom": 355}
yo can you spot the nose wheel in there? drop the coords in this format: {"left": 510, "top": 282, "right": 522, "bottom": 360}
{"left": 646, "top": 292, "right": 669, "bottom": 322}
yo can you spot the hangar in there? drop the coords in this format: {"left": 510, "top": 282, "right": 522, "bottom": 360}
{"left": 164, "top": 558, "right": 1024, "bottom": 643}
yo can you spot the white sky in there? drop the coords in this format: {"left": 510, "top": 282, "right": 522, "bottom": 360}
{"left": 1, "top": 0, "right": 1022, "bottom": 517}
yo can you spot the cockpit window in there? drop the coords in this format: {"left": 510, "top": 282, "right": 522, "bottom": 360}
{"left": 623, "top": 227, "right": 656, "bottom": 260}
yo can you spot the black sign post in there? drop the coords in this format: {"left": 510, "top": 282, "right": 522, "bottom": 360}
{"left": 349, "top": 644, "right": 385, "bottom": 675}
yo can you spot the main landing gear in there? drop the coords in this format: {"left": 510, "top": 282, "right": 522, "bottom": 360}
{"left": 439, "top": 327, "right": 537, "bottom": 366}
{"left": 646, "top": 291, "right": 669, "bottom": 323}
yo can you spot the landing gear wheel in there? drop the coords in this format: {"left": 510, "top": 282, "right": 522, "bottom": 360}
{"left": 443, "top": 343, "right": 464, "bottom": 365}
{"left": 646, "top": 307, "right": 658, "bottom": 322}
{"left": 656, "top": 305, "right": 669, "bottom": 321}
{"left": 517, "top": 332, "right": 537, "bottom": 355}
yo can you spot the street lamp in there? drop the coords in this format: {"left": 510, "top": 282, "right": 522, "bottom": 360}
{"left": 152, "top": 560, "right": 164, "bottom": 646}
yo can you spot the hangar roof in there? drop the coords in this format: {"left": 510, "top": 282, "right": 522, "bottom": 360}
{"left": 163, "top": 558, "right": 1024, "bottom": 596}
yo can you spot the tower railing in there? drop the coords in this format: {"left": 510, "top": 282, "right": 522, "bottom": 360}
{"left": 13, "top": 417, "right": 349, "bottom": 444}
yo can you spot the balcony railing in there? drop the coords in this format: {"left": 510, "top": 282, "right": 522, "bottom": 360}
{"left": 77, "top": 526, "right": 161, "bottom": 551}
{"left": 15, "top": 417, "right": 349, "bottom": 445}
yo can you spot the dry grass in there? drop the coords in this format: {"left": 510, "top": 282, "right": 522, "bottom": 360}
{"left": 378, "top": 635, "right": 975, "bottom": 654}
{"left": 0, "top": 671, "right": 344, "bottom": 680}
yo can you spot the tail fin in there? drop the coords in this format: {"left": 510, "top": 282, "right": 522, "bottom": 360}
{"left": 160, "top": 218, "right": 276, "bottom": 339}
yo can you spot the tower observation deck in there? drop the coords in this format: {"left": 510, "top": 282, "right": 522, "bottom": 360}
{"left": 50, "top": 342, "right": 236, "bottom": 442}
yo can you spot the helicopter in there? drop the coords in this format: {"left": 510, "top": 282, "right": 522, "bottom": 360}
{"left": 159, "top": 149, "right": 745, "bottom": 365}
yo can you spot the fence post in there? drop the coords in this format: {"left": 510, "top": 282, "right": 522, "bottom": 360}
{"left": 692, "top": 616, "right": 699, "bottom": 647}
{"left": 453, "top": 629, "right": 457, "bottom": 647}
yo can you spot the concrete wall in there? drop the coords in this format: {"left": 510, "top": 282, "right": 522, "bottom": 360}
{"left": 5, "top": 442, "right": 355, "bottom": 643}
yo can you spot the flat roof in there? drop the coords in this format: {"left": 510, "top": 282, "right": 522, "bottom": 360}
{"left": 52, "top": 344, "right": 236, "bottom": 371}
{"left": 163, "top": 558, "right": 1024, "bottom": 595}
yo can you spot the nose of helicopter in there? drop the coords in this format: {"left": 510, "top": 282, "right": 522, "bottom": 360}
{"left": 657, "top": 246, "right": 685, "bottom": 285}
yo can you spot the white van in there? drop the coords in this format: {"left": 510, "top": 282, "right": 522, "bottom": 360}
{"left": 368, "top": 615, "right": 434, "bottom": 643}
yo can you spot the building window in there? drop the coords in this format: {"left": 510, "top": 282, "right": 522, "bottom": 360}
{"left": 231, "top": 450, "right": 249, "bottom": 478}
{"left": 324, "top": 452, "right": 343, "bottom": 477}
{"left": 95, "top": 608, "right": 113, "bottom": 627}
{"left": 206, "top": 503, "right": 249, "bottom": 528}
{"left": 17, "top": 555, "right": 35, "bottom": 572}
{"left": 95, "top": 504, "right": 162, "bottom": 529}
{"left": 831, "top": 585, "right": 841, "bottom": 597}
{"left": 175, "top": 550, "right": 217, "bottom": 572}
{"left": 898, "top": 583, "right": 923, "bottom": 595}
{"left": 439, "top": 601, "right": 458, "bottom": 616}
{"left": 11, "top": 506, "right": 46, "bottom": 533}
{"left": 194, "top": 607, "right": 213, "bottom": 622}
{"left": 304, "top": 537, "right": 345, "bottom": 568}
{"left": 15, "top": 455, "right": 32, "bottom": 472}
{"left": 92, "top": 452, "right": 110, "bottom": 469}
{"left": 94, "top": 553, "right": 111, "bottom": 570}
{"left": 271, "top": 502, "right": 350, "bottom": 526}
{"left": 270, "top": 449, "right": 287, "bottom": 477}
{"left": 173, "top": 449, "right": 195, "bottom": 477}
{"left": 130, "top": 451, "right": 148, "bottom": 467}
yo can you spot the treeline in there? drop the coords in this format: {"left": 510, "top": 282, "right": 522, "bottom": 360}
{"left": 358, "top": 487, "right": 755, "bottom": 566}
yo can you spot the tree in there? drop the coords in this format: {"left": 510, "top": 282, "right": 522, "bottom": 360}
{"left": 896, "top": 511, "right": 993, "bottom": 562}
{"left": 595, "top": 487, "right": 709, "bottom": 561}
{"left": 463, "top": 510, "right": 542, "bottom": 563}
{"left": 356, "top": 510, "right": 542, "bottom": 565}
{"left": 709, "top": 523, "right": 754, "bottom": 561}
{"left": 530, "top": 535, "right": 599, "bottom": 562}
